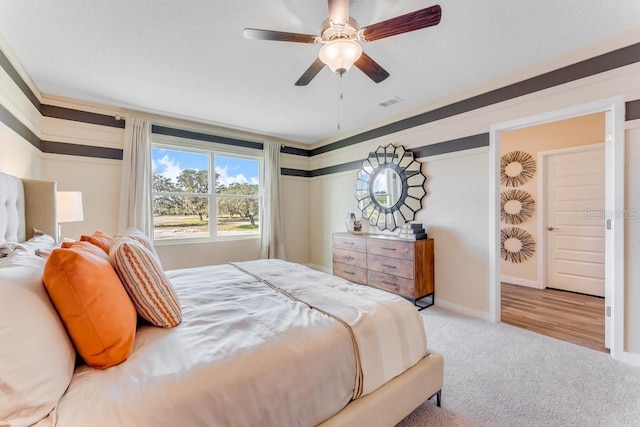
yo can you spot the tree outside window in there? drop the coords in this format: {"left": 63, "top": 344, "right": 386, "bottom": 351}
{"left": 151, "top": 148, "right": 260, "bottom": 241}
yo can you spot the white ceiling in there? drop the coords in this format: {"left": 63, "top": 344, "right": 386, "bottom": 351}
{"left": 1, "top": 1, "right": 639, "bottom": 145}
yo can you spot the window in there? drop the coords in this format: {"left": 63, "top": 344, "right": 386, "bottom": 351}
{"left": 152, "top": 146, "right": 260, "bottom": 242}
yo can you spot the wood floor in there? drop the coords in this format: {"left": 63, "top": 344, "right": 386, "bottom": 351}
{"left": 501, "top": 283, "right": 608, "bottom": 353}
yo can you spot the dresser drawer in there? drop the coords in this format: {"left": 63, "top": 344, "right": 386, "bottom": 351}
{"left": 333, "top": 262, "right": 367, "bottom": 284}
{"left": 333, "top": 248, "right": 367, "bottom": 268}
{"left": 333, "top": 234, "right": 367, "bottom": 253}
{"left": 367, "top": 237, "right": 414, "bottom": 260}
{"left": 367, "top": 253, "right": 414, "bottom": 280}
{"left": 332, "top": 233, "right": 434, "bottom": 306}
{"left": 367, "top": 270, "right": 415, "bottom": 299}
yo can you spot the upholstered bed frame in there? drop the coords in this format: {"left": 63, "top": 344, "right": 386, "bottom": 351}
{"left": 0, "top": 170, "right": 444, "bottom": 426}
{"left": 319, "top": 353, "right": 443, "bottom": 426}
{"left": 0, "top": 172, "right": 58, "bottom": 244}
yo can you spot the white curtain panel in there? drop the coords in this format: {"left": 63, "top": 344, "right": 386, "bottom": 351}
{"left": 118, "top": 118, "right": 153, "bottom": 237}
{"left": 260, "top": 141, "right": 286, "bottom": 260}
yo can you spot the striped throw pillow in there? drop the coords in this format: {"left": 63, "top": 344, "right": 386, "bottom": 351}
{"left": 123, "top": 228, "right": 161, "bottom": 263}
{"left": 109, "top": 237, "right": 182, "bottom": 328}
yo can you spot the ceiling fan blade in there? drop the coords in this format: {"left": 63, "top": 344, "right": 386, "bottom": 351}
{"left": 361, "top": 5, "right": 442, "bottom": 42}
{"left": 354, "top": 52, "right": 389, "bottom": 83}
{"left": 295, "top": 58, "right": 326, "bottom": 86}
{"left": 328, "top": 0, "right": 350, "bottom": 26}
{"left": 243, "top": 28, "right": 318, "bottom": 44}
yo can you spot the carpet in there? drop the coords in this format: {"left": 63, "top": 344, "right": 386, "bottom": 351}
{"left": 396, "top": 307, "right": 640, "bottom": 427}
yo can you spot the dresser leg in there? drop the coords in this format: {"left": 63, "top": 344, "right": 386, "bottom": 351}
{"left": 415, "top": 293, "right": 434, "bottom": 310}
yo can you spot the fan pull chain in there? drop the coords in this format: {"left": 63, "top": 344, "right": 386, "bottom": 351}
{"left": 337, "top": 73, "right": 343, "bottom": 131}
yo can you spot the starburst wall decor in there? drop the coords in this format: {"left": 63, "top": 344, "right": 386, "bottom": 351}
{"left": 500, "top": 151, "right": 536, "bottom": 187}
{"left": 500, "top": 227, "right": 536, "bottom": 263}
{"left": 500, "top": 189, "right": 536, "bottom": 225}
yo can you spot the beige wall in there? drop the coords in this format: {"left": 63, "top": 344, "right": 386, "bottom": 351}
{"left": 1, "top": 37, "right": 311, "bottom": 268}
{"left": 42, "top": 155, "right": 122, "bottom": 240}
{"left": 415, "top": 149, "right": 491, "bottom": 315}
{"left": 2, "top": 30, "right": 639, "bottom": 359}
{"left": 500, "top": 113, "right": 606, "bottom": 286}
{"left": 309, "top": 147, "right": 493, "bottom": 317}
{"left": 154, "top": 175, "right": 310, "bottom": 270}
{"left": 150, "top": 179, "right": 309, "bottom": 270}
{"left": 39, "top": 96, "right": 126, "bottom": 241}
{"left": 0, "top": 125, "right": 42, "bottom": 178}
{"left": 0, "top": 40, "right": 42, "bottom": 179}
{"left": 36, "top": 94, "right": 311, "bottom": 269}
{"left": 625, "top": 127, "right": 640, "bottom": 358}
{"left": 155, "top": 239, "right": 261, "bottom": 271}
{"left": 280, "top": 176, "right": 310, "bottom": 265}
{"left": 308, "top": 39, "right": 640, "bottom": 352}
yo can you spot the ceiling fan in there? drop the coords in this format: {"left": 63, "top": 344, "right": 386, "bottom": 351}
{"left": 243, "top": 1, "right": 442, "bottom": 86}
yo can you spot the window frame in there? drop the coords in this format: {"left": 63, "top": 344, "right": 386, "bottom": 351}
{"left": 151, "top": 135, "right": 262, "bottom": 244}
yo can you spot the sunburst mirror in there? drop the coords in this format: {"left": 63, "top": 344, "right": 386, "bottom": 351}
{"left": 355, "top": 144, "right": 426, "bottom": 231}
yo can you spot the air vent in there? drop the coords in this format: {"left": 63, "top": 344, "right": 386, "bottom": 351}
{"left": 377, "top": 96, "right": 403, "bottom": 107}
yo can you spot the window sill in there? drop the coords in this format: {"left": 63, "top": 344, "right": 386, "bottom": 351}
{"left": 153, "top": 235, "right": 260, "bottom": 246}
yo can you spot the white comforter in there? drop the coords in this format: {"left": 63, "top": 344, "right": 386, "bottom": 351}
{"left": 52, "top": 260, "right": 427, "bottom": 427}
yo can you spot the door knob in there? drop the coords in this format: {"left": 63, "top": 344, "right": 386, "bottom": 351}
{"left": 547, "top": 226, "right": 558, "bottom": 231}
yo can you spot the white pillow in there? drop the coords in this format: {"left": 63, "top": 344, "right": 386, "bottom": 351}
{"left": 0, "top": 255, "right": 76, "bottom": 426}
{"left": 0, "top": 229, "right": 55, "bottom": 258}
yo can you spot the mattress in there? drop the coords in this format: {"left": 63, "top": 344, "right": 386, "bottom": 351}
{"left": 50, "top": 259, "right": 427, "bottom": 427}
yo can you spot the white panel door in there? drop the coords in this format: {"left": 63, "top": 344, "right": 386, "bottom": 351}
{"left": 545, "top": 145, "right": 605, "bottom": 296}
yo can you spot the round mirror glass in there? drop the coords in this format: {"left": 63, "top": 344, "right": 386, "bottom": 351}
{"left": 354, "top": 144, "right": 427, "bottom": 231}
{"left": 372, "top": 169, "right": 401, "bottom": 208}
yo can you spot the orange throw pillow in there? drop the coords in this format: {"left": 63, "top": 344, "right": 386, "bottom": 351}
{"left": 62, "top": 240, "right": 109, "bottom": 260}
{"left": 80, "top": 230, "right": 114, "bottom": 254}
{"left": 43, "top": 244, "right": 136, "bottom": 369}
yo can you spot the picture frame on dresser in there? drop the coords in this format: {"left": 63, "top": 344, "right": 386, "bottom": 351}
{"left": 332, "top": 232, "right": 435, "bottom": 310}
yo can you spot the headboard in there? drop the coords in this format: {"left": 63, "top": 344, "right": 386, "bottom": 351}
{"left": 0, "top": 172, "right": 58, "bottom": 243}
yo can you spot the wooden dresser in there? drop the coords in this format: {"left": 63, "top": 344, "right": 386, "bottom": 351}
{"left": 332, "top": 232, "right": 435, "bottom": 308}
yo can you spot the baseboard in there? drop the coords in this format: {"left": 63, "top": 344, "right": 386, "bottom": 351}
{"left": 622, "top": 351, "right": 640, "bottom": 367}
{"left": 305, "top": 263, "right": 332, "bottom": 274}
{"left": 434, "top": 298, "right": 492, "bottom": 322}
{"left": 501, "top": 276, "right": 543, "bottom": 289}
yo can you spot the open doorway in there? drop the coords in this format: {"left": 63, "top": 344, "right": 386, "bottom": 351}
{"left": 498, "top": 115, "right": 607, "bottom": 352}
{"left": 489, "top": 96, "right": 626, "bottom": 361}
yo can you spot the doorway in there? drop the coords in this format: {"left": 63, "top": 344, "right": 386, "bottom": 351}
{"left": 489, "top": 96, "right": 626, "bottom": 360}
{"left": 501, "top": 283, "right": 607, "bottom": 352}
{"left": 499, "top": 119, "right": 606, "bottom": 351}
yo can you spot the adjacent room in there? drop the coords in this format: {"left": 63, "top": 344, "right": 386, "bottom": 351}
{"left": 1, "top": 1, "right": 640, "bottom": 426}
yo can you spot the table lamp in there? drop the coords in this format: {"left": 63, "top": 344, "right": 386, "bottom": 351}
{"left": 57, "top": 191, "right": 84, "bottom": 241}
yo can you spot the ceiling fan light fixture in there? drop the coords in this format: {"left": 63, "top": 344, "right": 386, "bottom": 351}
{"left": 319, "top": 39, "right": 362, "bottom": 75}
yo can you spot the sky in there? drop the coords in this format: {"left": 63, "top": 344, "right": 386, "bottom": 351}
{"left": 152, "top": 148, "right": 259, "bottom": 187}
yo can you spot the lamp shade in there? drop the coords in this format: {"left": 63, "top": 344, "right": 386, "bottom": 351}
{"left": 57, "top": 191, "right": 84, "bottom": 223}
{"left": 319, "top": 39, "right": 362, "bottom": 74}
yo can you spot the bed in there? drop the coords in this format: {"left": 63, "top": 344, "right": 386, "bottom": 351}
{"left": 0, "top": 171, "right": 444, "bottom": 427}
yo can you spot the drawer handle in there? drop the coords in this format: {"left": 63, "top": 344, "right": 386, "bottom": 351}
{"left": 346, "top": 256, "right": 354, "bottom": 260}
{"left": 344, "top": 271, "right": 355, "bottom": 275}
{"left": 381, "top": 247, "right": 397, "bottom": 251}
{"left": 382, "top": 281, "right": 397, "bottom": 287}
{"left": 382, "top": 264, "right": 396, "bottom": 269}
